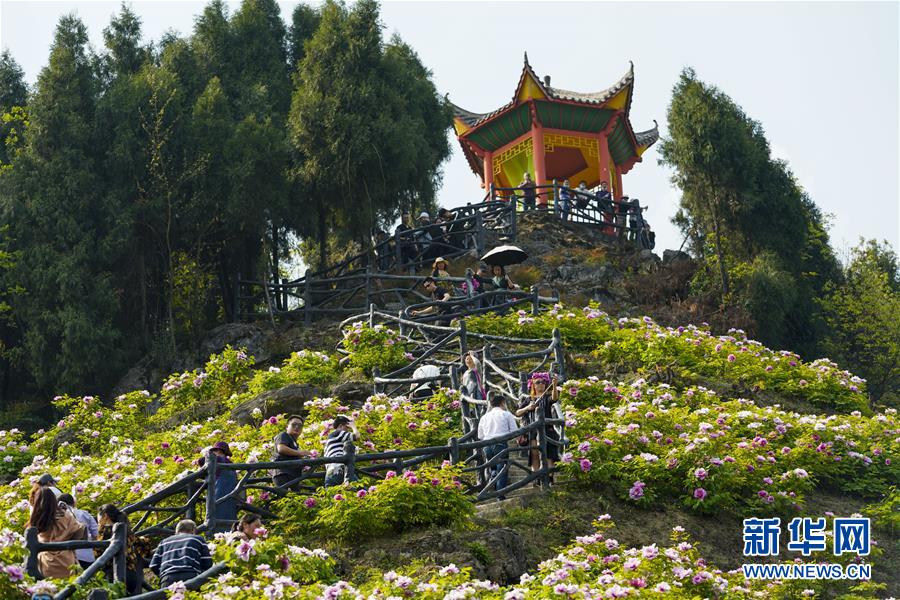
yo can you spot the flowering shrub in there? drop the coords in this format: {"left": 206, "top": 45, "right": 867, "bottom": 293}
{"left": 341, "top": 322, "right": 409, "bottom": 375}
{"left": 472, "top": 305, "right": 870, "bottom": 413}
{"left": 273, "top": 465, "right": 472, "bottom": 543}
{"left": 245, "top": 350, "right": 342, "bottom": 394}
{"left": 0, "top": 429, "right": 32, "bottom": 481}
{"left": 297, "top": 391, "right": 461, "bottom": 454}
{"left": 153, "top": 346, "right": 255, "bottom": 423}
{"left": 559, "top": 378, "right": 898, "bottom": 513}
{"left": 182, "top": 532, "right": 335, "bottom": 599}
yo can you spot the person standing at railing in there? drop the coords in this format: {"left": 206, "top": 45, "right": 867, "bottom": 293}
{"left": 27, "top": 487, "right": 86, "bottom": 579}
{"left": 557, "top": 179, "right": 573, "bottom": 222}
{"left": 431, "top": 257, "right": 451, "bottom": 280}
{"left": 57, "top": 493, "right": 97, "bottom": 570}
{"left": 272, "top": 415, "right": 313, "bottom": 491}
{"left": 518, "top": 172, "right": 536, "bottom": 211}
{"left": 96, "top": 504, "right": 153, "bottom": 595}
{"left": 148, "top": 519, "right": 213, "bottom": 589}
{"left": 395, "top": 212, "right": 416, "bottom": 265}
{"left": 323, "top": 416, "right": 359, "bottom": 487}
{"left": 574, "top": 181, "right": 591, "bottom": 212}
{"left": 595, "top": 181, "right": 613, "bottom": 228}
{"left": 198, "top": 442, "right": 238, "bottom": 529}
{"left": 614, "top": 196, "right": 630, "bottom": 238}
{"left": 515, "top": 373, "right": 561, "bottom": 482}
{"left": 461, "top": 352, "right": 486, "bottom": 401}
{"left": 477, "top": 395, "right": 518, "bottom": 499}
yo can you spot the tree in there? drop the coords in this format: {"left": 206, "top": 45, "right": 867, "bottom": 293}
{"left": 0, "top": 51, "right": 28, "bottom": 167}
{"left": 289, "top": 4, "right": 321, "bottom": 69}
{"left": 101, "top": 3, "right": 150, "bottom": 82}
{"left": 820, "top": 240, "right": 900, "bottom": 406}
{"left": 660, "top": 68, "right": 771, "bottom": 297}
{"left": 3, "top": 15, "right": 123, "bottom": 393}
{"left": 289, "top": 0, "right": 450, "bottom": 268}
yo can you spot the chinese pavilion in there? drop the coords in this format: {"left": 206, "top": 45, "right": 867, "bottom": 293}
{"left": 451, "top": 55, "right": 658, "bottom": 202}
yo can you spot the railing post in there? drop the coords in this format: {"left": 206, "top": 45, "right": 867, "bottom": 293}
{"left": 205, "top": 449, "right": 218, "bottom": 534}
{"left": 489, "top": 182, "right": 495, "bottom": 202}
{"left": 111, "top": 522, "right": 127, "bottom": 584}
{"left": 475, "top": 212, "right": 485, "bottom": 257}
{"left": 364, "top": 266, "right": 373, "bottom": 312}
{"left": 25, "top": 526, "right": 40, "bottom": 579}
{"left": 368, "top": 302, "right": 375, "bottom": 327}
{"left": 373, "top": 367, "right": 382, "bottom": 394}
{"left": 552, "top": 180, "right": 559, "bottom": 217}
{"left": 232, "top": 273, "right": 241, "bottom": 322}
{"left": 553, "top": 328, "right": 565, "bottom": 382}
{"left": 519, "top": 372, "right": 528, "bottom": 397}
{"left": 345, "top": 441, "right": 356, "bottom": 484}
{"left": 281, "top": 278, "right": 288, "bottom": 312}
{"left": 458, "top": 319, "right": 467, "bottom": 358}
{"left": 398, "top": 310, "right": 407, "bottom": 337}
{"left": 395, "top": 228, "right": 403, "bottom": 269}
{"left": 537, "top": 401, "right": 550, "bottom": 490}
{"left": 185, "top": 481, "right": 196, "bottom": 522}
{"left": 449, "top": 436, "right": 460, "bottom": 465}
{"left": 450, "top": 364, "right": 459, "bottom": 391}
{"left": 303, "top": 269, "right": 312, "bottom": 326}
{"left": 510, "top": 203, "right": 517, "bottom": 240}
{"left": 531, "top": 285, "right": 540, "bottom": 316}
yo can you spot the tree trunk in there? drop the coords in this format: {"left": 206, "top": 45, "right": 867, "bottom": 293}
{"left": 317, "top": 207, "right": 328, "bottom": 271}
{"left": 710, "top": 193, "right": 730, "bottom": 300}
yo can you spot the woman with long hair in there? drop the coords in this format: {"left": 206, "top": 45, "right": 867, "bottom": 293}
{"left": 231, "top": 514, "right": 264, "bottom": 542}
{"left": 28, "top": 487, "right": 86, "bottom": 579}
{"left": 461, "top": 352, "right": 485, "bottom": 401}
{"left": 96, "top": 504, "right": 152, "bottom": 595}
{"left": 515, "top": 372, "right": 561, "bottom": 478}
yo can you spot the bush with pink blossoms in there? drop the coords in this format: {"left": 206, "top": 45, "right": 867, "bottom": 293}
{"left": 273, "top": 465, "right": 471, "bottom": 543}
{"left": 341, "top": 322, "right": 408, "bottom": 375}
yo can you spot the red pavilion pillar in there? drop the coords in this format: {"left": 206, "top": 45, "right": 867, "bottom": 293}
{"left": 531, "top": 124, "right": 547, "bottom": 206}
{"left": 483, "top": 150, "right": 494, "bottom": 195}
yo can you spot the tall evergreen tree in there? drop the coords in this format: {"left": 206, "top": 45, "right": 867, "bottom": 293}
{"left": 5, "top": 15, "right": 122, "bottom": 393}
{"left": 289, "top": 0, "right": 450, "bottom": 268}
{"left": 288, "top": 4, "right": 321, "bottom": 69}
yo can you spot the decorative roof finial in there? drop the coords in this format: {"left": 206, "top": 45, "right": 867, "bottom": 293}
{"left": 523, "top": 51, "right": 530, "bottom": 66}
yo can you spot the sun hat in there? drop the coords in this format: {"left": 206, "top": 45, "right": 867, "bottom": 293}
{"left": 418, "top": 211, "right": 430, "bottom": 219}
{"left": 432, "top": 257, "right": 447, "bottom": 268}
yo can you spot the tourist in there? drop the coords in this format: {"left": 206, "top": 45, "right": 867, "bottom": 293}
{"left": 615, "top": 196, "right": 630, "bottom": 238}
{"left": 38, "top": 474, "right": 62, "bottom": 498}
{"left": 557, "top": 179, "right": 572, "bottom": 222}
{"left": 440, "top": 207, "right": 466, "bottom": 249}
{"left": 477, "top": 395, "right": 518, "bottom": 498}
{"left": 199, "top": 442, "right": 238, "bottom": 528}
{"left": 575, "top": 181, "right": 591, "bottom": 210}
{"left": 519, "top": 172, "right": 536, "bottom": 211}
{"left": 323, "top": 416, "right": 359, "bottom": 487}
{"left": 461, "top": 352, "right": 485, "bottom": 401}
{"left": 642, "top": 222, "right": 656, "bottom": 250}
{"left": 431, "top": 257, "right": 451, "bottom": 280}
{"left": 272, "top": 415, "right": 312, "bottom": 490}
{"left": 628, "top": 200, "right": 645, "bottom": 244}
{"left": 414, "top": 212, "right": 434, "bottom": 258}
{"left": 395, "top": 211, "right": 416, "bottom": 265}
{"left": 490, "top": 265, "right": 517, "bottom": 291}
{"left": 515, "top": 372, "right": 561, "bottom": 477}
{"left": 410, "top": 364, "right": 441, "bottom": 400}
{"left": 372, "top": 228, "right": 392, "bottom": 270}
{"left": 148, "top": 519, "right": 213, "bottom": 588}
{"left": 410, "top": 277, "right": 453, "bottom": 325}
{"left": 57, "top": 493, "right": 98, "bottom": 570}
{"left": 96, "top": 504, "right": 153, "bottom": 595}
{"left": 596, "top": 181, "right": 613, "bottom": 214}
{"left": 230, "top": 514, "right": 264, "bottom": 542}
{"left": 28, "top": 487, "right": 86, "bottom": 579}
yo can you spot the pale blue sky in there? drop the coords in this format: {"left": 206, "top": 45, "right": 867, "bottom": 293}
{"left": 1, "top": 1, "right": 897, "bottom": 259}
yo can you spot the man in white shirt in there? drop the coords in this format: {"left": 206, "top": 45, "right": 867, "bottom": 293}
{"left": 477, "top": 396, "right": 519, "bottom": 498}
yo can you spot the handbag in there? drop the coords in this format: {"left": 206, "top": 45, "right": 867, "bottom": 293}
{"left": 516, "top": 433, "right": 530, "bottom": 447}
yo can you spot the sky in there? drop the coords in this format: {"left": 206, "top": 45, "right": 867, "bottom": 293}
{"left": 1, "top": 0, "right": 898, "bottom": 260}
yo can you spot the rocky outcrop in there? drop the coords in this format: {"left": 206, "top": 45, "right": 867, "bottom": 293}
{"left": 200, "top": 323, "right": 271, "bottom": 365}
{"left": 229, "top": 384, "right": 320, "bottom": 425}
{"left": 345, "top": 527, "right": 528, "bottom": 586}
{"left": 330, "top": 380, "right": 373, "bottom": 409}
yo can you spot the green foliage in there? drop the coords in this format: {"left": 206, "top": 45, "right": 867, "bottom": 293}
{"left": 171, "top": 251, "right": 218, "bottom": 347}
{"left": 862, "top": 487, "right": 899, "bottom": 533}
{"left": 274, "top": 466, "right": 472, "bottom": 543}
{"left": 341, "top": 321, "right": 409, "bottom": 375}
{"left": 246, "top": 349, "right": 342, "bottom": 393}
{"left": 820, "top": 240, "right": 900, "bottom": 406}
{"left": 153, "top": 346, "right": 255, "bottom": 422}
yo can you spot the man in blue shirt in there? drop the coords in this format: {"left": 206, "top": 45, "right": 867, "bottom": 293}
{"left": 149, "top": 520, "right": 213, "bottom": 588}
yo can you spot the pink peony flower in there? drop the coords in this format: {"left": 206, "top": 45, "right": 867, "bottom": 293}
{"left": 693, "top": 488, "right": 707, "bottom": 500}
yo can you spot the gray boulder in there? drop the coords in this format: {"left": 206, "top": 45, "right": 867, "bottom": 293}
{"left": 200, "top": 323, "right": 271, "bottom": 365}
{"left": 229, "top": 384, "right": 319, "bottom": 425}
